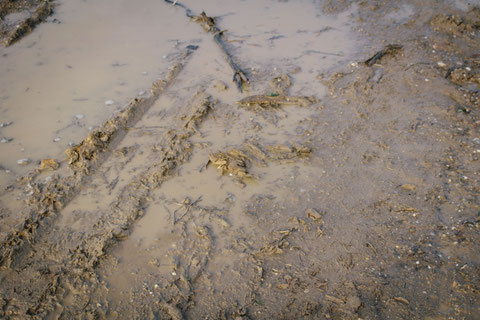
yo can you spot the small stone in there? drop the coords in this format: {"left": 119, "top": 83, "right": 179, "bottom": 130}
{"left": 141, "top": 71, "right": 148, "bottom": 75}
{"left": 17, "top": 158, "right": 30, "bottom": 165}
{"left": 53, "top": 137, "right": 61, "bottom": 142}
{"left": 437, "top": 61, "right": 447, "bottom": 68}
{"left": 0, "top": 121, "right": 12, "bottom": 128}
{"left": 138, "top": 91, "right": 146, "bottom": 95}
{"left": 75, "top": 114, "right": 84, "bottom": 119}
{"left": 1, "top": 137, "right": 12, "bottom": 143}
{"left": 105, "top": 100, "right": 114, "bottom": 106}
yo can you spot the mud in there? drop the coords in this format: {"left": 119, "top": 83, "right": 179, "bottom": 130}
{"left": 0, "top": 0, "right": 53, "bottom": 46}
{"left": 1, "top": 0, "right": 480, "bottom": 319}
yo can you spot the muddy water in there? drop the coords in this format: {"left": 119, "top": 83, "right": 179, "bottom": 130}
{"left": 84, "top": 1, "right": 361, "bottom": 316}
{"left": 1, "top": 0, "right": 479, "bottom": 318}
{"left": 0, "top": 0, "right": 202, "bottom": 189}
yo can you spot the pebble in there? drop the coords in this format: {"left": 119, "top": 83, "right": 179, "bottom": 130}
{"left": 141, "top": 71, "right": 148, "bottom": 75}
{"left": 53, "top": 137, "right": 61, "bottom": 142}
{"left": 138, "top": 91, "right": 146, "bottom": 95}
{"left": 17, "top": 158, "right": 30, "bottom": 165}
{"left": 105, "top": 100, "right": 114, "bottom": 106}
{"left": 1, "top": 137, "right": 12, "bottom": 143}
{"left": 437, "top": 61, "right": 447, "bottom": 68}
{"left": 75, "top": 114, "right": 84, "bottom": 119}
{"left": 0, "top": 121, "right": 12, "bottom": 128}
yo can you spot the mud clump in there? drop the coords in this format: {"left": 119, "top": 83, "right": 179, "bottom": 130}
{"left": 37, "top": 158, "right": 59, "bottom": 171}
{"left": 2, "top": 0, "right": 54, "bottom": 46}
{"left": 208, "top": 143, "right": 311, "bottom": 181}
{"left": 430, "top": 8, "right": 480, "bottom": 37}
{"left": 448, "top": 67, "right": 480, "bottom": 86}
{"left": 237, "top": 94, "right": 317, "bottom": 110}
{"left": 208, "top": 150, "right": 253, "bottom": 180}
{"left": 265, "top": 144, "right": 311, "bottom": 162}
{"left": 269, "top": 74, "right": 292, "bottom": 95}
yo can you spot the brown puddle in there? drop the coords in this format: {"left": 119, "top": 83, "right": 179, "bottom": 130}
{"left": 2, "top": 0, "right": 478, "bottom": 319}
{"left": 0, "top": 0, "right": 203, "bottom": 188}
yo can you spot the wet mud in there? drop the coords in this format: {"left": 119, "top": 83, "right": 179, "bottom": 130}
{"left": 0, "top": 0, "right": 53, "bottom": 46}
{"left": 0, "top": 0, "right": 480, "bottom": 319}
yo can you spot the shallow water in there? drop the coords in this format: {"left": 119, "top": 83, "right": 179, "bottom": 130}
{"left": 0, "top": 0, "right": 202, "bottom": 187}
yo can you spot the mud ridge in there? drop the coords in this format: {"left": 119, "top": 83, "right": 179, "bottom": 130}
{"left": 1, "top": 91, "right": 213, "bottom": 318}
{"left": 0, "top": 48, "right": 195, "bottom": 268}
{"left": 2, "top": 0, "right": 54, "bottom": 47}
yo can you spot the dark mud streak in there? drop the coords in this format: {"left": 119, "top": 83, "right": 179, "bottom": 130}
{"left": 164, "top": 0, "right": 249, "bottom": 91}
{"left": 0, "top": 49, "right": 195, "bottom": 268}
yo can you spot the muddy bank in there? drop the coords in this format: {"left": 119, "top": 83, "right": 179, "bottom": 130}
{"left": 0, "top": 0, "right": 479, "bottom": 319}
{"left": 0, "top": 0, "right": 53, "bottom": 46}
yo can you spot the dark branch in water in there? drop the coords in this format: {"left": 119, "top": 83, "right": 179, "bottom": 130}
{"left": 164, "top": 0, "right": 249, "bottom": 92}
{"left": 364, "top": 44, "right": 403, "bottom": 66}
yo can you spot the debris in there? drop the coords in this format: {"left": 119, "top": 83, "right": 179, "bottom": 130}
{"left": 173, "top": 196, "right": 202, "bottom": 224}
{"left": 364, "top": 44, "right": 403, "bottom": 66}
{"left": 164, "top": 0, "right": 249, "bottom": 91}
{"left": 266, "top": 144, "right": 311, "bottom": 161}
{"left": 437, "top": 61, "right": 447, "bottom": 68}
{"left": 394, "top": 297, "right": 409, "bottom": 305}
{"left": 269, "top": 74, "right": 292, "bottom": 95}
{"left": 208, "top": 150, "right": 252, "bottom": 180}
{"left": 104, "top": 100, "right": 114, "bottom": 106}
{"left": 207, "top": 143, "right": 310, "bottom": 181}
{"left": 277, "top": 283, "right": 289, "bottom": 290}
{"left": 17, "top": 158, "right": 30, "bottom": 165}
{"left": 237, "top": 95, "right": 317, "bottom": 109}
{"left": 306, "top": 208, "right": 324, "bottom": 222}
{"left": 366, "top": 242, "right": 377, "bottom": 255}
{"left": 75, "top": 114, "right": 85, "bottom": 119}
{"left": 38, "top": 158, "right": 59, "bottom": 171}
{"left": 325, "top": 295, "right": 344, "bottom": 305}
{"left": 159, "top": 301, "right": 183, "bottom": 320}
{"left": 401, "top": 184, "right": 417, "bottom": 191}
{"left": 0, "top": 137, "right": 13, "bottom": 143}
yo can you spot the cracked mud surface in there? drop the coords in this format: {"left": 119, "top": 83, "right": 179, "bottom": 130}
{"left": 0, "top": 0, "right": 479, "bottom": 319}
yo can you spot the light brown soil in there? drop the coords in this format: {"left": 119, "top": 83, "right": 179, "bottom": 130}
{"left": 0, "top": 0, "right": 479, "bottom": 319}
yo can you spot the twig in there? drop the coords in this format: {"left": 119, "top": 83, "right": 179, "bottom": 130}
{"left": 163, "top": 0, "right": 249, "bottom": 91}
{"left": 364, "top": 44, "right": 403, "bottom": 67}
{"left": 173, "top": 196, "right": 202, "bottom": 224}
